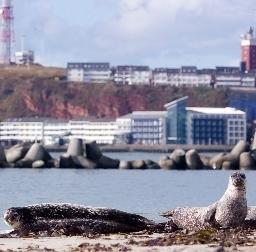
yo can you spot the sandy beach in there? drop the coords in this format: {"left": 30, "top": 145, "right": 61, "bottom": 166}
{"left": 1, "top": 232, "right": 256, "bottom": 252}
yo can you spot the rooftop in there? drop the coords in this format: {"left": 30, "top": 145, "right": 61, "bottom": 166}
{"left": 118, "top": 111, "right": 167, "bottom": 119}
{"left": 153, "top": 68, "right": 180, "bottom": 74}
{"left": 164, "top": 96, "right": 188, "bottom": 109}
{"left": 2, "top": 117, "right": 68, "bottom": 123}
{"left": 67, "top": 63, "right": 110, "bottom": 70}
{"left": 116, "top": 65, "right": 150, "bottom": 72}
{"left": 69, "top": 117, "right": 116, "bottom": 123}
{"left": 186, "top": 107, "right": 245, "bottom": 115}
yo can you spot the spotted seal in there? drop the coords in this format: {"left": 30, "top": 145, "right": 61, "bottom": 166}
{"left": 3, "top": 204, "right": 155, "bottom": 237}
{"left": 162, "top": 172, "right": 247, "bottom": 231}
{"left": 2, "top": 218, "right": 153, "bottom": 237}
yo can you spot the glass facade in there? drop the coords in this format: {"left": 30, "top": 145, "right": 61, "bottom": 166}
{"left": 166, "top": 97, "right": 187, "bottom": 144}
{"left": 192, "top": 118, "right": 226, "bottom": 145}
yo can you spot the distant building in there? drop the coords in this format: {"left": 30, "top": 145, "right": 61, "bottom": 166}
{"left": 186, "top": 107, "right": 246, "bottom": 145}
{"left": 116, "top": 97, "right": 247, "bottom": 146}
{"left": 116, "top": 111, "right": 167, "bottom": 145}
{"left": 241, "top": 27, "right": 256, "bottom": 71}
{"left": 214, "top": 66, "right": 241, "bottom": 87}
{"left": 69, "top": 118, "right": 118, "bottom": 144}
{"left": 0, "top": 117, "right": 117, "bottom": 145}
{"left": 152, "top": 66, "right": 213, "bottom": 87}
{"left": 67, "top": 62, "right": 112, "bottom": 83}
{"left": 152, "top": 68, "right": 180, "bottom": 86}
{"left": 15, "top": 50, "right": 34, "bottom": 65}
{"left": 164, "top": 97, "right": 187, "bottom": 144}
{"left": 241, "top": 73, "right": 255, "bottom": 87}
{"left": 0, "top": 118, "right": 45, "bottom": 143}
{"left": 43, "top": 119, "right": 69, "bottom": 145}
{"left": 114, "top": 65, "right": 151, "bottom": 85}
{"left": 215, "top": 66, "right": 240, "bottom": 74}
{"left": 215, "top": 73, "right": 241, "bottom": 87}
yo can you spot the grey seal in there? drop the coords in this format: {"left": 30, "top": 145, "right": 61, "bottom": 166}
{"left": 3, "top": 203, "right": 155, "bottom": 237}
{"left": 162, "top": 172, "right": 247, "bottom": 231}
{"left": 2, "top": 218, "right": 152, "bottom": 237}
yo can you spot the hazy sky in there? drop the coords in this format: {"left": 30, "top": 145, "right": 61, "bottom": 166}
{"left": 13, "top": 0, "right": 256, "bottom": 68}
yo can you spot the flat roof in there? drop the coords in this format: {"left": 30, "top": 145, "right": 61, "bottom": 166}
{"left": 69, "top": 117, "right": 116, "bottom": 123}
{"left": 186, "top": 107, "right": 245, "bottom": 115}
{"left": 2, "top": 117, "right": 68, "bottom": 123}
{"left": 116, "top": 65, "right": 150, "bottom": 71}
{"left": 118, "top": 111, "right": 167, "bottom": 119}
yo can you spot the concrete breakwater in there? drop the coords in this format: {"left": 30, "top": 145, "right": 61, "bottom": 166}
{"left": 0, "top": 138, "right": 256, "bottom": 170}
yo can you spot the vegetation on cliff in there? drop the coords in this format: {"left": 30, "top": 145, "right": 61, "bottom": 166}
{"left": 0, "top": 65, "right": 231, "bottom": 120}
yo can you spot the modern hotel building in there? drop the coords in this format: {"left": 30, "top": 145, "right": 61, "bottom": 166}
{"left": 186, "top": 107, "right": 246, "bottom": 145}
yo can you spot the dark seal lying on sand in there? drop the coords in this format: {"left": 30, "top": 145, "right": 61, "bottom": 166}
{"left": 161, "top": 172, "right": 247, "bottom": 231}
{"left": 3, "top": 204, "right": 155, "bottom": 237}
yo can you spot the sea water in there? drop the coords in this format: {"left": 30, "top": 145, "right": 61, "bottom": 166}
{"left": 1, "top": 168, "right": 256, "bottom": 231}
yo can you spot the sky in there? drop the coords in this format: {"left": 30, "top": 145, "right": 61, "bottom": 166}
{"left": 12, "top": 0, "right": 256, "bottom": 68}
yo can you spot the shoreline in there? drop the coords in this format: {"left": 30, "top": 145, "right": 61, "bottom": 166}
{"left": 0, "top": 232, "right": 256, "bottom": 252}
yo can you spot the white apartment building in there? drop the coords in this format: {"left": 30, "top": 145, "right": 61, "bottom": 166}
{"left": 69, "top": 119, "right": 118, "bottom": 144}
{"left": 241, "top": 74, "right": 255, "bottom": 87}
{"left": 179, "top": 66, "right": 199, "bottom": 87}
{"left": 186, "top": 107, "right": 246, "bottom": 145}
{"left": 152, "top": 68, "right": 180, "bottom": 86}
{"left": 214, "top": 67, "right": 241, "bottom": 87}
{"left": 43, "top": 119, "right": 69, "bottom": 145}
{"left": 215, "top": 74, "right": 241, "bottom": 87}
{"left": 0, "top": 118, "right": 44, "bottom": 143}
{"left": 116, "top": 111, "right": 167, "bottom": 145}
{"left": 67, "top": 62, "right": 112, "bottom": 83}
{"left": 152, "top": 67, "right": 213, "bottom": 87}
{"left": 114, "top": 65, "right": 151, "bottom": 85}
{"left": 0, "top": 118, "right": 118, "bottom": 145}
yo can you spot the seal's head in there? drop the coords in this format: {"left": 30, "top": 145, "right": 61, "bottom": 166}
{"left": 229, "top": 172, "right": 246, "bottom": 189}
{"left": 4, "top": 207, "right": 32, "bottom": 229}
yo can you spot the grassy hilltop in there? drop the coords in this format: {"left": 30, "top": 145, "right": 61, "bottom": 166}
{"left": 0, "top": 65, "right": 231, "bottom": 120}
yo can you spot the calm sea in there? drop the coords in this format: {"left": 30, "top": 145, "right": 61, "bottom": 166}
{"left": 0, "top": 152, "right": 254, "bottom": 231}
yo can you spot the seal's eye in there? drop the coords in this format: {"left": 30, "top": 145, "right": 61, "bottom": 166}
{"left": 240, "top": 174, "right": 246, "bottom": 179}
{"left": 10, "top": 212, "right": 19, "bottom": 221}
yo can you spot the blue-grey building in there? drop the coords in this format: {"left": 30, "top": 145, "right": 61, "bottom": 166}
{"left": 186, "top": 107, "right": 246, "bottom": 145}
{"left": 116, "top": 111, "right": 167, "bottom": 145}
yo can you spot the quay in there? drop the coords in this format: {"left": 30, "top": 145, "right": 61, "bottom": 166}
{"left": 46, "top": 144, "right": 232, "bottom": 153}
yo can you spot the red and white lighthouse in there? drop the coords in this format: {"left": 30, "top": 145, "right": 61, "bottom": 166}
{"left": 241, "top": 27, "right": 256, "bottom": 72}
{"left": 0, "top": 0, "right": 13, "bottom": 64}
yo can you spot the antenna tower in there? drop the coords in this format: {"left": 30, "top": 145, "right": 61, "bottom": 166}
{"left": 0, "top": 0, "right": 14, "bottom": 64}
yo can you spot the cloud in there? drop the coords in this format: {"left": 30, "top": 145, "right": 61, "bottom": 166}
{"left": 12, "top": 0, "right": 256, "bottom": 67}
{"left": 107, "top": 0, "right": 203, "bottom": 40}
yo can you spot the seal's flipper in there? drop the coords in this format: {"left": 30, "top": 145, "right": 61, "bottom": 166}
{"left": 0, "top": 230, "right": 20, "bottom": 238}
{"left": 204, "top": 203, "right": 217, "bottom": 223}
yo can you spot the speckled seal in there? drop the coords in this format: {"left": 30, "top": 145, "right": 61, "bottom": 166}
{"left": 3, "top": 204, "right": 155, "bottom": 237}
{"left": 2, "top": 218, "right": 154, "bottom": 237}
{"left": 162, "top": 172, "right": 247, "bottom": 231}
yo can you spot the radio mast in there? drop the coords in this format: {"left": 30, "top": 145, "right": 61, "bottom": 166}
{"left": 0, "top": 0, "right": 14, "bottom": 64}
